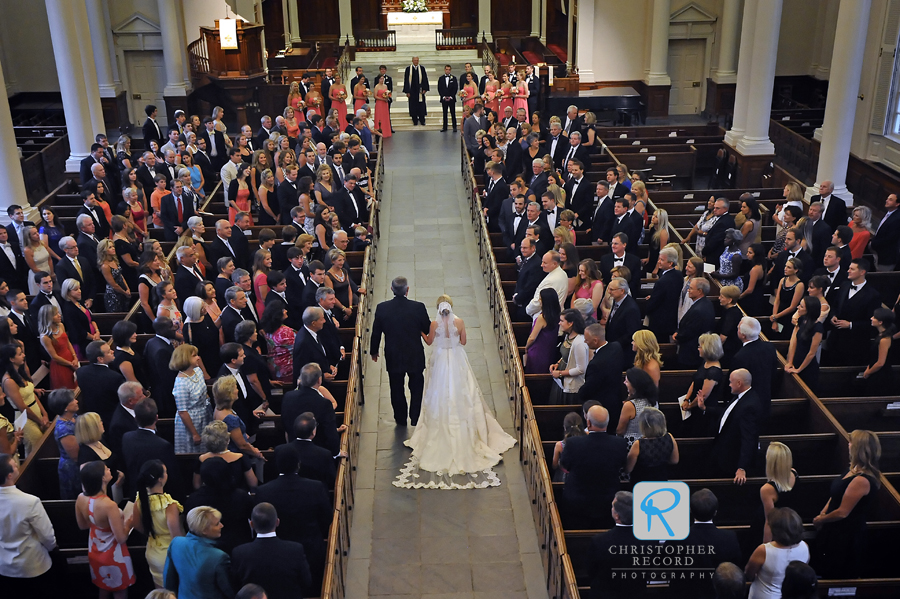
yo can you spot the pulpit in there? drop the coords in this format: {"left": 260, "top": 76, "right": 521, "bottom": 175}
{"left": 196, "top": 20, "right": 266, "bottom": 125}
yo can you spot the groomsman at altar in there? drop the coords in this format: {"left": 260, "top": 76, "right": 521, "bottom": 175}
{"left": 403, "top": 57, "right": 430, "bottom": 126}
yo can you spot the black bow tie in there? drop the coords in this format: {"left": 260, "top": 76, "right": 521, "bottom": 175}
{"left": 850, "top": 284, "right": 858, "bottom": 291}
{"left": 515, "top": 212, "right": 523, "bottom": 217}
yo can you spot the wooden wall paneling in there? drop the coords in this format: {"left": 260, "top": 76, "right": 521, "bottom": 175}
{"left": 352, "top": 0, "right": 382, "bottom": 32}
{"left": 262, "top": 0, "right": 285, "bottom": 54}
{"left": 298, "top": 0, "right": 340, "bottom": 39}
{"left": 449, "top": 0, "right": 478, "bottom": 28}
{"left": 491, "top": 0, "right": 530, "bottom": 34}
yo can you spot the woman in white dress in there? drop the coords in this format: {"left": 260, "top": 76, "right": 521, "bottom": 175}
{"left": 394, "top": 296, "right": 517, "bottom": 490}
{"left": 24, "top": 225, "right": 53, "bottom": 295}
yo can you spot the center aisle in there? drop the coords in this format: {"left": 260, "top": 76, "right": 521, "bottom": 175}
{"left": 346, "top": 131, "right": 550, "bottom": 599}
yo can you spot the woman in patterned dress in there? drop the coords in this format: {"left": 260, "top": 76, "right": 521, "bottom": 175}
{"left": 260, "top": 302, "right": 296, "bottom": 385}
{"left": 171, "top": 344, "right": 212, "bottom": 454}
{"left": 50, "top": 389, "right": 80, "bottom": 499}
{"left": 99, "top": 239, "right": 131, "bottom": 312}
{"left": 711, "top": 229, "right": 744, "bottom": 291}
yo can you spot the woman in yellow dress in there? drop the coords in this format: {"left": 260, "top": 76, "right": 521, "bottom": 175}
{"left": 133, "top": 459, "right": 184, "bottom": 588}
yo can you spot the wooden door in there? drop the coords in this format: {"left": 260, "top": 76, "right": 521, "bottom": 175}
{"left": 667, "top": 39, "right": 706, "bottom": 115}
{"left": 450, "top": 0, "right": 478, "bottom": 28}
{"left": 352, "top": 0, "right": 382, "bottom": 32}
{"left": 125, "top": 51, "right": 167, "bottom": 126}
{"left": 298, "top": 0, "right": 340, "bottom": 39}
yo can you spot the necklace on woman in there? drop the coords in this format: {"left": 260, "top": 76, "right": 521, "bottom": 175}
{"left": 330, "top": 268, "right": 345, "bottom": 282}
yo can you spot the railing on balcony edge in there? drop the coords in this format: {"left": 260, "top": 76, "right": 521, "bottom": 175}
{"left": 355, "top": 30, "right": 397, "bottom": 52}
{"left": 187, "top": 37, "right": 209, "bottom": 80}
{"left": 436, "top": 28, "right": 477, "bottom": 50}
{"left": 481, "top": 34, "right": 497, "bottom": 74}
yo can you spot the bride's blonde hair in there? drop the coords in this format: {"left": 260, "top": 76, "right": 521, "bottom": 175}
{"left": 436, "top": 294, "right": 453, "bottom": 308}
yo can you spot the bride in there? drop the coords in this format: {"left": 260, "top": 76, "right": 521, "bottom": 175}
{"left": 394, "top": 295, "right": 517, "bottom": 489}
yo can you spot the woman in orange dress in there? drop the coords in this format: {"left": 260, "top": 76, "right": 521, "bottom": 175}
{"left": 353, "top": 76, "right": 370, "bottom": 112}
{"left": 329, "top": 74, "right": 349, "bottom": 131}
{"left": 149, "top": 175, "right": 168, "bottom": 231}
{"left": 374, "top": 82, "right": 392, "bottom": 138}
{"left": 499, "top": 72, "right": 515, "bottom": 115}
{"left": 483, "top": 72, "right": 500, "bottom": 115}
{"left": 514, "top": 76, "right": 530, "bottom": 114}
{"left": 228, "top": 166, "right": 254, "bottom": 225}
{"left": 461, "top": 72, "right": 478, "bottom": 111}
{"left": 283, "top": 106, "right": 300, "bottom": 140}
{"left": 305, "top": 83, "right": 323, "bottom": 118}
{"left": 287, "top": 81, "right": 306, "bottom": 123}
{"left": 38, "top": 304, "right": 79, "bottom": 390}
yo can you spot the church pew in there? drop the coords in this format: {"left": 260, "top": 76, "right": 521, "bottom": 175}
{"left": 820, "top": 397, "right": 900, "bottom": 432}
{"left": 816, "top": 366, "right": 900, "bottom": 397}
{"left": 611, "top": 149, "right": 696, "bottom": 188}
{"left": 594, "top": 124, "right": 724, "bottom": 139}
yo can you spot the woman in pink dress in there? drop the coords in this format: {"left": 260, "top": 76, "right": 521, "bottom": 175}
{"left": 287, "top": 81, "right": 306, "bottom": 122}
{"left": 374, "top": 81, "right": 393, "bottom": 138}
{"left": 573, "top": 259, "right": 604, "bottom": 319}
{"left": 252, "top": 249, "right": 272, "bottom": 315}
{"left": 329, "top": 74, "right": 349, "bottom": 131}
{"left": 305, "top": 83, "right": 323, "bottom": 118}
{"left": 461, "top": 72, "right": 478, "bottom": 112}
{"left": 353, "top": 76, "right": 370, "bottom": 112}
{"left": 499, "top": 73, "right": 515, "bottom": 115}
{"left": 283, "top": 106, "right": 300, "bottom": 140}
{"left": 228, "top": 166, "right": 254, "bottom": 225}
{"left": 483, "top": 72, "right": 500, "bottom": 115}
{"left": 514, "top": 77, "right": 530, "bottom": 114}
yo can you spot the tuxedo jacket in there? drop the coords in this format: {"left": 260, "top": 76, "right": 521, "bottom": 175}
{"left": 321, "top": 76, "right": 334, "bottom": 111}
{"left": 281, "top": 387, "right": 340, "bottom": 456}
{"left": 121, "top": 428, "right": 178, "bottom": 500}
{"left": 9, "top": 310, "right": 43, "bottom": 373}
{"left": 513, "top": 255, "right": 545, "bottom": 308}
{"left": 604, "top": 294, "right": 642, "bottom": 350}
{"left": 29, "top": 292, "right": 63, "bottom": 321}
{"left": 159, "top": 193, "right": 197, "bottom": 241}
{"left": 79, "top": 156, "right": 103, "bottom": 187}
{"left": 563, "top": 176, "right": 593, "bottom": 225}
{"left": 216, "top": 364, "right": 260, "bottom": 435}
{"left": 254, "top": 469, "right": 332, "bottom": 543}
{"left": 499, "top": 200, "right": 523, "bottom": 250}
{"left": 438, "top": 74, "right": 459, "bottom": 101}
{"left": 871, "top": 209, "right": 900, "bottom": 265}
{"left": 505, "top": 142, "right": 524, "bottom": 180}
{"left": 813, "top": 266, "right": 848, "bottom": 306}
{"left": 0, "top": 242, "right": 27, "bottom": 290}
{"left": 265, "top": 290, "right": 289, "bottom": 313}
{"left": 277, "top": 178, "right": 300, "bottom": 225}
{"left": 608, "top": 214, "right": 641, "bottom": 249}
{"left": 77, "top": 205, "right": 110, "bottom": 241}
{"left": 107, "top": 403, "right": 137, "bottom": 465}
{"left": 232, "top": 537, "right": 312, "bottom": 599}
{"left": 710, "top": 389, "right": 762, "bottom": 475}
{"left": 771, "top": 248, "right": 814, "bottom": 287}
{"left": 588, "top": 196, "right": 616, "bottom": 244}
{"left": 327, "top": 187, "right": 357, "bottom": 230}
{"left": 192, "top": 149, "right": 216, "bottom": 191}
{"left": 144, "top": 337, "right": 177, "bottom": 415}
{"left": 478, "top": 74, "right": 490, "bottom": 95}
{"left": 607, "top": 181, "right": 628, "bottom": 200}
{"left": 301, "top": 280, "right": 323, "bottom": 313}
{"left": 318, "top": 309, "right": 344, "bottom": 366}
{"left": 174, "top": 265, "right": 204, "bottom": 308}
{"left": 292, "top": 327, "right": 330, "bottom": 383}
{"left": 370, "top": 295, "right": 431, "bottom": 374}
{"left": 514, "top": 215, "right": 552, "bottom": 257}
{"left": 577, "top": 341, "right": 626, "bottom": 424}
{"left": 676, "top": 297, "right": 716, "bottom": 367}
{"left": 255, "top": 126, "right": 274, "bottom": 149}
{"left": 75, "top": 364, "right": 125, "bottom": 430}
{"left": 829, "top": 281, "right": 883, "bottom": 362}
{"left": 559, "top": 431, "right": 628, "bottom": 518}
{"left": 809, "top": 218, "right": 834, "bottom": 267}
{"left": 544, "top": 134, "right": 569, "bottom": 169}
{"left": 142, "top": 117, "right": 163, "bottom": 146}
{"left": 645, "top": 268, "right": 683, "bottom": 341}
{"left": 484, "top": 177, "right": 510, "bottom": 228}
{"left": 730, "top": 338, "right": 778, "bottom": 418}
{"left": 199, "top": 129, "right": 228, "bottom": 168}
{"left": 812, "top": 194, "right": 848, "bottom": 232}
{"left": 220, "top": 305, "right": 247, "bottom": 343}
{"left": 702, "top": 213, "right": 736, "bottom": 263}
{"left": 589, "top": 526, "right": 653, "bottom": 599}
{"left": 283, "top": 267, "right": 307, "bottom": 330}
{"left": 599, "top": 252, "right": 642, "bottom": 297}
{"left": 136, "top": 164, "right": 170, "bottom": 199}
{"left": 230, "top": 225, "right": 252, "bottom": 271}
{"left": 57, "top": 256, "right": 96, "bottom": 301}
{"left": 374, "top": 73, "right": 394, "bottom": 94}
{"left": 206, "top": 236, "right": 239, "bottom": 274}
{"left": 559, "top": 143, "right": 591, "bottom": 173}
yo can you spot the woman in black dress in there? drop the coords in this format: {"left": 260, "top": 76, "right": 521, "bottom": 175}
{"left": 770, "top": 257, "right": 805, "bottom": 340}
{"left": 625, "top": 407, "right": 679, "bottom": 487}
{"left": 785, "top": 296, "right": 824, "bottom": 392}
{"left": 234, "top": 320, "right": 273, "bottom": 407}
{"left": 754, "top": 441, "right": 799, "bottom": 543}
{"left": 110, "top": 320, "right": 148, "bottom": 386}
{"left": 182, "top": 296, "right": 222, "bottom": 377}
{"left": 862, "top": 308, "right": 895, "bottom": 396}
{"left": 137, "top": 251, "right": 164, "bottom": 334}
{"left": 680, "top": 332, "right": 725, "bottom": 437}
{"left": 75, "top": 412, "right": 124, "bottom": 499}
{"left": 112, "top": 215, "right": 141, "bottom": 294}
{"left": 813, "top": 429, "right": 881, "bottom": 578}
{"left": 716, "top": 285, "right": 743, "bottom": 368}
{"left": 739, "top": 243, "right": 768, "bottom": 318}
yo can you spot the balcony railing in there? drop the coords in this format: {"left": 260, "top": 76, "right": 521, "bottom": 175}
{"left": 355, "top": 30, "right": 397, "bottom": 52}
{"left": 436, "top": 28, "right": 477, "bottom": 50}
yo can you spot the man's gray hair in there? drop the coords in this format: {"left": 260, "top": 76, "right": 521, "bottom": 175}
{"left": 215, "top": 219, "right": 230, "bottom": 232}
{"left": 610, "top": 276, "right": 631, "bottom": 295}
{"left": 176, "top": 246, "right": 192, "bottom": 261}
{"left": 224, "top": 285, "right": 243, "bottom": 303}
{"left": 117, "top": 381, "right": 144, "bottom": 405}
{"left": 260, "top": 114, "right": 271, "bottom": 124}
{"left": 532, "top": 158, "right": 543, "bottom": 166}
{"left": 332, "top": 230, "right": 348, "bottom": 243}
{"left": 659, "top": 247, "right": 678, "bottom": 265}
{"left": 391, "top": 276, "right": 408, "bottom": 296}
{"left": 58, "top": 236, "right": 75, "bottom": 252}
{"left": 76, "top": 214, "right": 93, "bottom": 231}
{"left": 231, "top": 268, "right": 249, "bottom": 284}
{"left": 731, "top": 368, "right": 753, "bottom": 387}
{"left": 91, "top": 163, "right": 104, "bottom": 176}
{"left": 355, "top": 108, "right": 367, "bottom": 118}
{"left": 299, "top": 363, "right": 322, "bottom": 388}
{"left": 691, "top": 277, "right": 710, "bottom": 295}
{"left": 713, "top": 563, "right": 745, "bottom": 599}
{"left": 303, "top": 306, "right": 324, "bottom": 327}
{"left": 569, "top": 131, "right": 581, "bottom": 141}
{"left": 527, "top": 201, "right": 541, "bottom": 211}
{"left": 315, "top": 286, "right": 336, "bottom": 302}
{"left": 738, "top": 316, "right": 761, "bottom": 341}
{"left": 567, "top": 104, "right": 578, "bottom": 113}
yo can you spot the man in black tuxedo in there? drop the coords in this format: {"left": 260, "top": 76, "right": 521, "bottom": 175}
{"left": 608, "top": 198, "right": 641, "bottom": 252}
{"left": 702, "top": 368, "right": 761, "bottom": 482}
{"left": 806, "top": 202, "right": 834, "bottom": 268}
{"left": 702, "top": 198, "right": 736, "bottom": 265}
{"left": 563, "top": 161, "right": 592, "bottom": 228}
{"left": 321, "top": 68, "right": 335, "bottom": 113}
{"left": 483, "top": 162, "right": 509, "bottom": 233}
{"left": 218, "top": 343, "right": 263, "bottom": 437}
{"left": 370, "top": 277, "right": 432, "bottom": 426}
{"left": 314, "top": 287, "right": 346, "bottom": 368}
{"left": 193, "top": 137, "right": 216, "bottom": 193}
{"left": 730, "top": 317, "right": 778, "bottom": 419}
{"left": 599, "top": 233, "right": 642, "bottom": 297}
{"left": 587, "top": 182, "right": 615, "bottom": 245}
{"left": 292, "top": 307, "right": 335, "bottom": 386}
{"left": 513, "top": 201, "right": 551, "bottom": 258}
{"left": 220, "top": 285, "right": 251, "bottom": 344}
{"left": 199, "top": 117, "right": 228, "bottom": 170}
{"left": 5, "top": 205, "right": 32, "bottom": 258}
{"left": 281, "top": 363, "right": 342, "bottom": 456}
{"left": 344, "top": 137, "right": 368, "bottom": 173}
{"left": 79, "top": 144, "right": 110, "bottom": 186}
{"left": 173, "top": 246, "right": 204, "bottom": 308}
{"left": 277, "top": 164, "right": 301, "bottom": 225}
{"left": 503, "top": 127, "right": 524, "bottom": 179}
{"left": 437, "top": 64, "right": 459, "bottom": 132}
{"left": 525, "top": 64, "right": 541, "bottom": 115}
{"left": 141, "top": 104, "right": 163, "bottom": 147}
{"left": 302, "top": 262, "right": 327, "bottom": 312}
{"left": 871, "top": 193, "right": 900, "bottom": 271}
{"left": 814, "top": 247, "right": 848, "bottom": 306}
{"left": 769, "top": 228, "right": 813, "bottom": 288}
{"left": 283, "top": 247, "right": 308, "bottom": 330}
{"left": 231, "top": 215, "right": 254, "bottom": 272}
{"left": 159, "top": 180, "right": 196, "bottom": 242}
{"left": 544, "top": 121, "right": 568, "bottom": 169}
{"left": 588, "top": 491, "right": 652, "bottom": 599}
{"left": 256, "top": 114, "right": 274, "bottom": 148}
{"left": 604, "top": 168, "right": 628, "bottom": 200}
{"left": 827, "top": 258, "right": 883, "bottom": 366}
{"left": 511, "top": 238, "right": 545, "bottom": 322}
{"left": 144, "top": 318, "right": 178, "bottom": 417}
{"left": 255, "top": 442, "right": 332, "bottom": 592}
{"left": 135, "top": 152, "right": 167, "bottom": 199}
{"left": 831, "top": 226, "right": 854, "bottom": 272}
{"left": 121, "top": 398, "right": 178, "bottom": 503}
{"left": 264, "top": 271, "right": 289, "bottom": 313}
{"left": 604, "top": 278, "right": 642, "bottom": 352}
{"left": 285, "top": 412, "right": 338, "bottom": 489}
{"left": 674, "top": 278, "right": 716, "bottom": 368}
{"left": 500, "top": 192, "right": 527, "bottom": 255}
{"left": 403, "top": 57, "right": 430, "bottom": 126}
{"left": 77, "top": 189, "right": 111, "bottom": 241}
{"left": 577, "top": 325, "right": 626, "bottom": 426}
{"left": 328, "top": 176, "right": 362, "bottom": 232}
{"left": 107, "top": 382, "right": 142, "bottom": 465}
{"left": 645, "top": 247, "right": 683, "bottom": 342}
{"left": 28, "top": 272, "right": 62, "bottom": 321}
{"left": 206, "top": 220, "right": 240, "bottom": 274}
{"left": 8, "top": 290, "right": 42, "bottom": 373}
{"left": 56, "top": 236, "right": 96, "bottom": 302}
{"left": 232, "top": 503, "right": 313, "bottom": 599}
{"left": 559, "top": 405, "right": 628, "bottom": 529}
{"left": 810, "top": 180, "right": 848, "bottom": 232}
{"left": 560, "top": 131, "right": 591, "bottom": 174}
{"left": 75, "top": 342, "right": 126, "bottom": 430}
{"left": 0, "top": 227, "right": 27, "bottom": 291}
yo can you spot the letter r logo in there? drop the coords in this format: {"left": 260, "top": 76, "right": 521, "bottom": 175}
{"left": 633, "top": 482, "right": 690, "bottom": 541}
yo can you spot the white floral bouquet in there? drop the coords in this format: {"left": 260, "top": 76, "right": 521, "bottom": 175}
{"left": 402, "top": 0, "right": 427, "bottom": 13}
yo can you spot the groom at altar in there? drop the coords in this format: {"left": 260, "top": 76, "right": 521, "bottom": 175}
{"left": 370, "top": 276, "right": 432, "bottom": 426}
{"left": 403, "top": 57, "right": 430, "bottom": 126}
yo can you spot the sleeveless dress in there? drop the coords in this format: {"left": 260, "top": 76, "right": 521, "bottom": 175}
{"left": 718, "top": 247, "right": 744, "bottom": 291}
{"left": 86, "top": 496, "right": 136, "bottom": 592}
{"left": 305, "top": 93, "right": 322, "bottom": 117}
{"left": 50, "top": 332, "right": 78, "bottom": 389}
{"left": 514, "top": 82, "right": 529, "bottom": 113}
{"left": 104, "top": 265, "right": 130, "bottom": 312}
{"left": 330, "top": 86, "right": 349, "bottom": 130}
{"left": 285, "top": 118, "right": 299, "bottom": 139}
{"left": 792, "top": 322, "right": 824, "bottom": 391}
{"left": 173, "top": 367, "right": 211, "bottom": 453}
{"left": 290, "top": 95, "right": 305, "bottom": 120}
{"left": 137, "top": 492, "right": 183, "bottom": 587}
{"left": 27, "top": 245, "right": 51, "bottom": 295}
{"left": 750, "top": 470, "right": 799, "bottom": 543}
{"left": 813, "top": 472, "right": 876, "bottom": 578}
{"left": 866, "top": 337, "right": 893, "bottom": 395}
{"left": 774, "top": 278, "right": 800, "bottom": 339}
{"left": 499, "top": 84, "right": 515, "bottom": 115}
{"left": 573, "top": 280, "right": 601, "bottom": 318}
{"left": 374, "top": 87, "right": 392, "bottom": 138}
{"left": 13, "top": 380, "right": 43, "bottom": 456}
{"left": 630, "top": 433, "right": 675, "bottom": 486}
{"left": 484, "top": 81, "right": 500, "bottom": 114}
{"left": 54, "top": 417, "right": 80, "bottom": 499}
{"left": 462, "top": 84, "right": 478, "bottom": 110}
{"left": 40, "top": 225, "right": 65, "bottom": 264}
{"left": 622, "top": 397, "right": 650, "bottom": 446}
{"left": 740, "top": 267, "right": 768, "bottom": 317}
{"left": 524, "top": 318, "right": 559, "bottom": 375}
{"left": 748, "top": 542, "right": 810, "bottom": 599}
{"left": 394, "top": 312, "right": 517, "bottom": 489}
{"left": 354, "top": 86, "right": 368, "bottom": 111}
{"left": 229, "top": 187, "right": 252, "bottom": 225}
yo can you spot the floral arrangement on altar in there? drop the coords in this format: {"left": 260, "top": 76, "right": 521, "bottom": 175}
{"left": 402, "top": 0, "right": 427, "bottom": 12}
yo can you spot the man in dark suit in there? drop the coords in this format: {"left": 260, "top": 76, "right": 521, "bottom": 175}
{"left": 511, "top": 238, "right": 545, "bottom": 322}
{"left": 281, "top": 363, "right": 342, "bottom": 456}
{"left": 159, "top": 181, "right": 196, "bottom": 242}
{"left": 525, "top": 64, "right": 541, "bottom": 115}
{"left": 674, "top": 278, "right": 716, "bottom": 368}
{"left": 831, "top": 226, "right": 854, "bottom": 272}
{"left": 276, "top": 164, "right": 301, "bottom": 225}
{"left": 483, "top": 162, "right": 509, "bottom": 233}
{"left": 8, "top": 290, "right": 42, "bottom": 373}
{"left": 173, "top": 246, "right": 204, "bottom": 307}
{"left": 193, "top": 137, "right": 216, "bottom": 193}
{"left": 599, "top": 233, "right": 642, "bottom": 297}
{"left": 644, "top": 247, "right": 683, "bottom": 342}
{"left": 437, "top": 64, "right": 459, "bottom": 132}
{"left": 256, "top": 115, "right": 274, "bottom": 148}
{"left": 283, "top": 247, "right": 308, "bottom": 330}
{"left": 503, "top": 127, "right": 524, "bottom": 179}
{"left": 79, "top": 144, "right": 110, "bottom": 186}
{"left": 604, "top": 168, "right": 628, "bottom": 200}
{"left": 218, "top": 343, "right": 263, "bottom": 437}
{"left": 199, "top": 117, "right": 228, "bottom": 170}
{"left": 544, "top": 121, "right": 568, "bottom": 169}
{"left": 500, "top": 194, "right": 527, "bottom": 255}
{"left": 769, "top": 228, "right": 814, "bottom": 287}
{"left": 730, "top": 316, "right": 778, "bottom": 420}
{"left": 107, "top": 382, "right": 142, "bottom": 465}
{"left": 77, "top": 189, "right": 111, "bottom": 241}
{"left": 0, "top": 227, "right": 28, "bottom": 291}
{"left": 232, "top": 503, "right": 312, "bottom": 599}
{"left": 314, "top": 287, "right": 345, "bottom": 366}
{"left": 220, "top": 285, "right": 251, "bottom": 344}
{"left": 56, "top": 236, "right": 96, "bottom": 302}
{"left": 577, "top": 325, "right": 626, "bottom": 426}
{"left": 141, "top": 104, "right": 163, "bottom": 147}
{"left": 255, "top": 443, "right": 332, "bottom": 593}
{"left": 76, "top": 216, "right": 101, "bottom": 279}
{"left": 206, "top": 220, "right": 240, "bottom": 273}
{"left": 562, "top": 105, "right": 584, "bottom": 137}
{"left": 702, "top": 369, "right": 761, "bottom": 482}
{"left": 28, "top": 272, "right": 63, "bottom": 320}
{"left": 608, "top": 198, "right": 641, "bottom": 252}
{"left": 871, "top": 193, "right": 900, "bottom": 271}
{"left": 285, "top": 412, "right": 338, "bottom": 489}
{"left": 121, "top": 398, "right": 179, "bottom": 502}
{"left": 321, "top": 68, "right": 335, "bottom": 113}
{"left": 301, "top": 261, "right": 327, "bottom": 312}
{"left": 563, "top": 161, "right": 592, "bottom": 228}
{"left": 144, "top": 318, "right": 178, "bottom": 417}
{"left": 806, "top": 202, "right": 834, "bottom": 268}
{"left": 402, "top": 57, "right": 430, "bottom": 126}
{"left": 604, "top": 278, "right": 642, "bottom": 351}
{"left": 370, "top": 276, "right": 432, "bottom": 426}
{"left": 560, "top": 405, "right": 628, "bottom": 529}
{"left": 75, "top": 341, "right": 126, "bottom": 430}
{"left": 826, "top": 258, "right": 883, "bottom": 366}
{"left": 135, "top": 151, "right": 168, "bottom": 199}
{"left": 292, "top": 307, "right": 335, "bottom": 386}
{"left": 588, "top": 491, "right": 651, "bottom": 599}
{"left": 814, "top": 247, "right": 848, "bottom": 306}
{"left": 588, "top": 182, "right": 615, "bottom": 245}
{"left": 513, "top": 201, "right": 551, "bottom": 258}
{"left": 560, "top": 131, "right": 591, "bottom": 174}
{"left": 702, "top": 198, "right": 736, "bottom": 265}
{"left": 810, "top": 180, "right": 849, "bottom": 232}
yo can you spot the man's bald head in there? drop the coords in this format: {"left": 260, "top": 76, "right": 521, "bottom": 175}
{"left": 586, "top": 405, "right": 610, "bottom": 431}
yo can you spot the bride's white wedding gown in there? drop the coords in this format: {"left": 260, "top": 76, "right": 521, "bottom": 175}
{"left": 394, "top": 310, "right": 517, "bottom": 490}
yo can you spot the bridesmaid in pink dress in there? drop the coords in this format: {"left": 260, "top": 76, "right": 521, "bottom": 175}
{"left": 499, "top": 73, "right": 515, "bottom": 115}
{"left": 305, "top": 83, "right": 323, "bottom": 118}
{"left": 353, "top": 76, "right": 370, "bottom": 112}
{"left": 287, "top": 81, "right": 306, "bottom": 122}
{"left": 374, "top": 82, "right": 392, "bottom": 138}
{"left": 514, "top": 78, "right": 530, "bottom": 114}
{"left": 461, "top": 72, "right": 478, "bottom": 112}
{"left": 329, "top": 75, "right": 349, "bottom": 131}
{"left": 483, "top": 72, "right": 500, "bottom": 115}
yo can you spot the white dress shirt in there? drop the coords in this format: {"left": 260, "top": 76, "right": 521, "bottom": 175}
{"left": 0, "top": 485, "right": 56, "bottom": 577}
{"left": 719, "top": 388, "right": 750, "bottom": 433}
{"left": 225, "top": 364, "right": 248, "bottom": 398}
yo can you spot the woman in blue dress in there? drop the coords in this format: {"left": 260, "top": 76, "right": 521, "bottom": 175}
{"left": 39, "top": 207, "right": 66, "bottom": 266}
{"left": 49, "top": 389, "right": 81, "bottom": 499}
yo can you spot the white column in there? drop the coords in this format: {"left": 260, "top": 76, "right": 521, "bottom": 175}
{"left": 176, "top": 0, "right": 191, "bottom": 88}
{"left": 45, "top": 0, "right": 97, "bottom": 172}
{"left": 814, "top": 0, "right": 840, "bottom": 80}
{"left": 724, "top": 0, "right": 757, "bottom": 147}
{"left": 337, "top": 0, "right": 355, "bottom": 45}
{"left": 646, "top": 0, "right": 671, "bottom": 86}
{"left": 540, "top": 0, "right": 547, "bottom": 44}
{"left": 576, "top": 0, "right": 596, "bottom": 82}
{"left": 73, "top": 0, "right": 106, "bottom": 136}
{"left": 566, "top": 0, "right": 575, "bottom": 72}
{"left": 157, "top": 0, "right": 189, "bottom": 97}
{"left": 807, "top": 0, "right": 872, "bottom": 203}
{"left": 711, "top": 0, "right": 741, "bottom": 83}
{"left": 103, "top": 0, "right": 122, "bottom": 88}
{"left": 735, "top": 0, "right": 782, "bottom": 156}
{"left": 286, "top": 0, "right": 300, "bottom": 44}
{"left": 86, "top": 0, "right": 118, "bottom": 98}
{"left": 531, "top": 0, "right": 541, "bottom": 37}
{"left": 479, "top": 0, "right": 493, "bottom": 42}
{"left": 0, "top": 61, "right": 31, "bottom": 219}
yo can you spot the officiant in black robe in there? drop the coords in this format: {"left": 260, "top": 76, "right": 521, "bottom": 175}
{"left": 403, "top": 57, "right": 430, "bottom": 126}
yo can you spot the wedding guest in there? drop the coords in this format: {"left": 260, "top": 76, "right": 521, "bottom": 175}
{"left": 133, "top": 459, "right": 184, "bottom": 588}
{"left": 549, "top": 309, "right": 588, "bottom": 404}
{"left": 163, "top": 505, "right": 234, "bottom": 599}
{"left": 625, "top": 407, "right": 679, "bottom": 486}
{"left": 49, "top": 389, "right": 80, "bottom": 499}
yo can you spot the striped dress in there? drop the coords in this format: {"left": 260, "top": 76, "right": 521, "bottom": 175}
{"left": 173, "top": 367, "right": 211, "bottom": 454}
